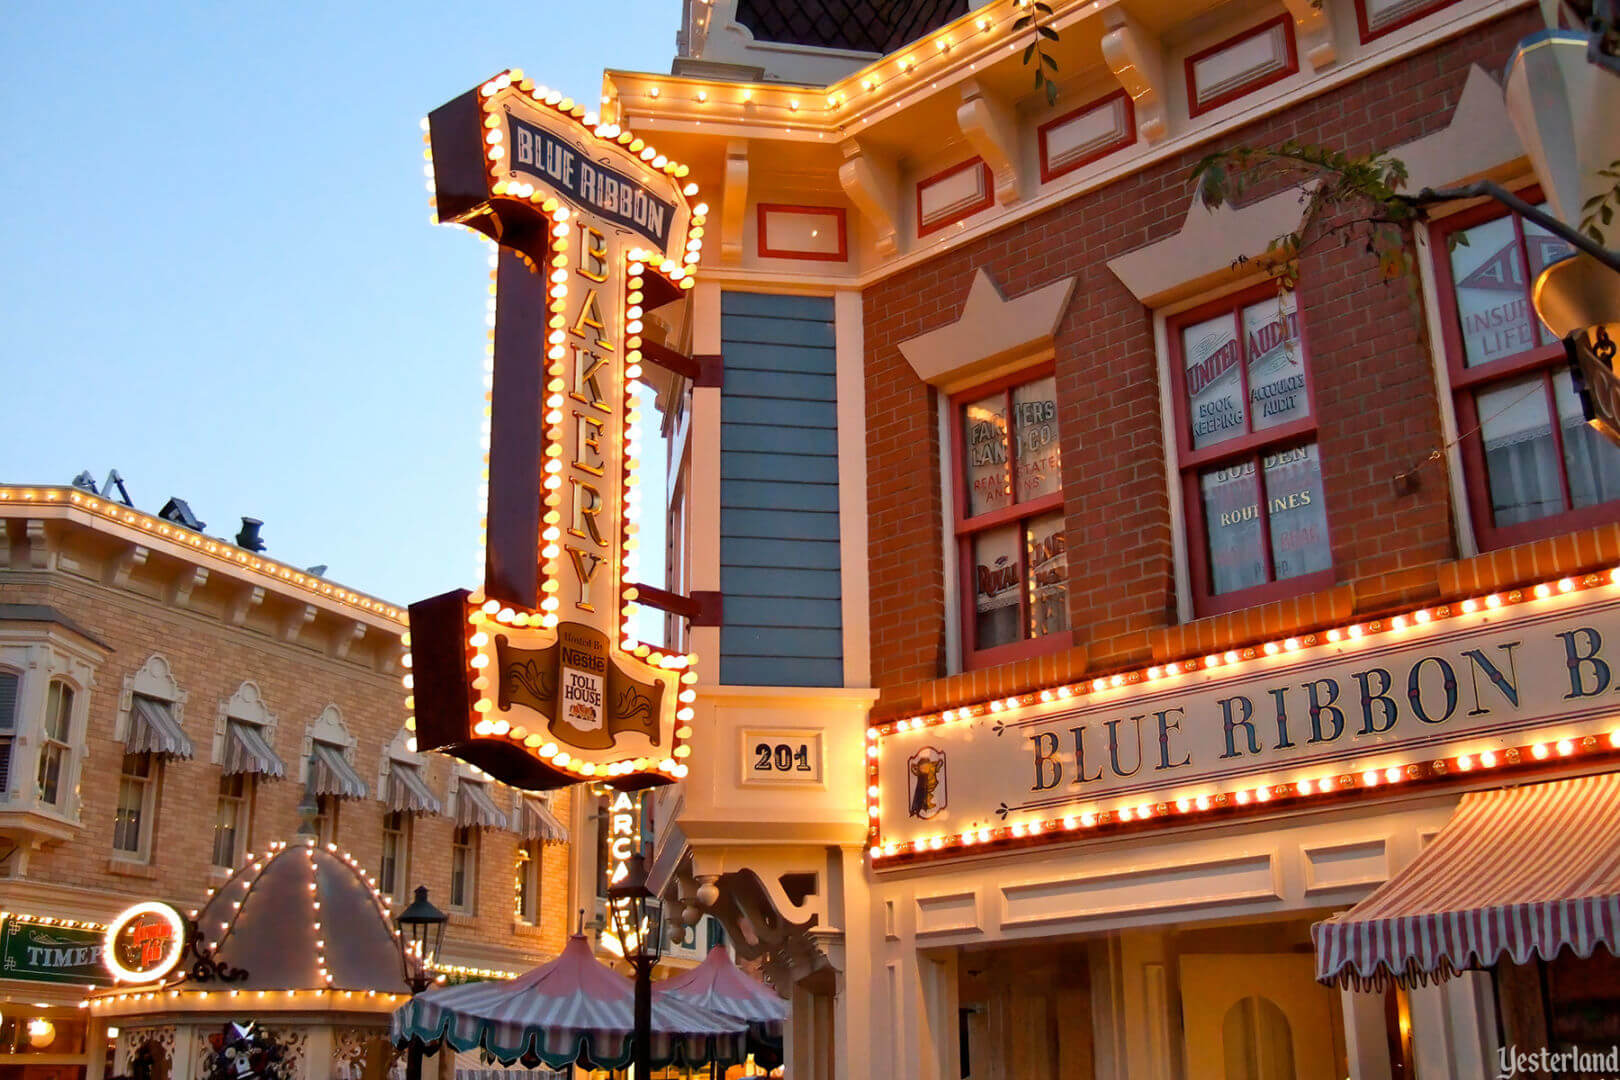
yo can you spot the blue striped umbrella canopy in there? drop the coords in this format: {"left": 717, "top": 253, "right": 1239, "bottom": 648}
{"left": 390, "top": 935, "right": 746, "bottom": 1071}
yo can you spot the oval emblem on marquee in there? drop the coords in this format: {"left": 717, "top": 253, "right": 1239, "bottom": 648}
{"left": 103, "top": 901, "right": 185, "bottom": 983}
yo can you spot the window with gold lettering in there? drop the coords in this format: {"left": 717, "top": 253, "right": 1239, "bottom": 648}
{"left": 1169, "top": 286, "right": 1332, "bottom": 615}
{"left": 1432, "top": 197, "right": 1620, "bottom": 549}
{"left": 951, "top": 369, "right": 1069, "bottom": 668}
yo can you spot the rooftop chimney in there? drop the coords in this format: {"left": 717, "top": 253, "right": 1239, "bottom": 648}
{"left": 235, "top": 517, "right": 266, "bottom": 552}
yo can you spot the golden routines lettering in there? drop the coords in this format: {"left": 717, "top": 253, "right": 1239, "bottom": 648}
{"left": 404, "top": 69, "right": 703, "bottom": 791}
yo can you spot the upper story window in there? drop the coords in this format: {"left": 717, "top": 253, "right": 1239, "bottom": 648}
{"left": 113, "top": 753, "right": 158, "bottom": 860}
{"left": 1431, "top": 199, "right": 1620, "bottom": 549}
{"left": 0, "top": 672, "right": 18, "bottom": 794}
{"left": 36, "top": 681, "right": 73, "bottom": 806}
{"left": 450, "top": 825, "right": 478, "bottom": 913}
{"left": 1168, "top": 287, "right": 1333, "bottom": 616}
{"left": 380, "top": 810, "right": 410, "bottom": 899}
{"left": 515, "top": 844, "right": 537, "bottom": 924}
{"left": 212, "top": 773, "right": 250, "bottom": 868}
{"left": 951, "top": 368, "right": 1069, "bottom": 667}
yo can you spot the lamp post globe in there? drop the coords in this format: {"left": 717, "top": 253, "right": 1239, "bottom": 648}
{"left": 607, "top": 852, "right": 666, "bottom": 1077}
{"left": 395, "top": 885, "right": 448, "bottom": 1080}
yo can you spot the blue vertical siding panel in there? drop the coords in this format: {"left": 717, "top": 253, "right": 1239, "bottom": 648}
{"left": 719, "top": 292, "right": 843, "bottom": 688}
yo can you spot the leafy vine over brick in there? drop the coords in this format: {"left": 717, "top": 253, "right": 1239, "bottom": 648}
{"left": 1189, "top": 142, "right": 1620, "bottom": 291}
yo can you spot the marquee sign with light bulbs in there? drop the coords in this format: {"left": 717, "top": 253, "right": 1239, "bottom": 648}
{"left": 869, "top": 571, "right": 1620, "bottom": 864}
{"left": 405, "top": 69, "right": 702, "bottom": 792}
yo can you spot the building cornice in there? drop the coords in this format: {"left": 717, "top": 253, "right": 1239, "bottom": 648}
{"left": 0, "top": 486, "right": 404, "bottom": 629}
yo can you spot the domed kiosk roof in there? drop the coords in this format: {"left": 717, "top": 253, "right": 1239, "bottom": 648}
{"left": 192, "top": 837, "right": 411, "bottom": 995}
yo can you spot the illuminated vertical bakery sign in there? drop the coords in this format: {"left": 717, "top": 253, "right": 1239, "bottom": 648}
{"left": 405, "top": 70, "right": 703, "bottom": 791}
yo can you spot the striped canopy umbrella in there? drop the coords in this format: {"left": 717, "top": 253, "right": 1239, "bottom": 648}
{"left": 390, "top": 935, "right": 747, "bottom": 1071}
{"left": 656, "top": 947, "right": 788, "bottom": 1068}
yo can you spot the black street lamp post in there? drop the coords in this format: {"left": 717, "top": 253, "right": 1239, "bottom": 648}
{"left": 395, "top": 885, "right": 449, "bottom": 1080}
{"left": 607, "top": 852, "right": 666, "bottom": 1078}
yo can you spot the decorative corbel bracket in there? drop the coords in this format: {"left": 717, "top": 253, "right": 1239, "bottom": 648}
{"left": 333, "top": 619, "right": 368, "bottom": 661}
{"left": 281, "top": 603, "right": 318, "bottom": 644}
{"left": 1281, "top": 0, "right": 1338, "bottom": 69}
{"left": 105, "top": 543, "right": 151, "bottom": 589}
{"left": 838, "top": 138, "right": 901, "bottom": 256}
{"left": 1101, "top": 8, "right": 1168, "bottom": 142}
{"left": 22, "top": 520, "right": 51, "bottom": 570}
{"left": 167, "top": 565, "right": 209, "bottom": 608}
{"left": 720, "top": 139, "right": 749, "bottom": 264}
{"left": 227, "top": 584, "right": 265, "bottom": 627}
{"left": 958, "top": 80, "right": 1021, "bottom": 206}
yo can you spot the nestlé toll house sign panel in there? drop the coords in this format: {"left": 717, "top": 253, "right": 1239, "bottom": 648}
{"left": 406, "top": 70, "right": 703, "bottom": 791}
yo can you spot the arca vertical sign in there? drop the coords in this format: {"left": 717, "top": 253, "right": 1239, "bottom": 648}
{"left": 406, "top": 70, "right": 704, "bottom": 791}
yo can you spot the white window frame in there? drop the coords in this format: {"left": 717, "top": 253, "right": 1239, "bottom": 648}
{"left": 0, "top": 668, "right": 18, "bottom": 797}
{"left": 35, "top": 680, "right": 74, "bottom": 806}
{"left": 515, "top": 843, "right": 538, "bottom": 924}
{"left": 450, "top": 825, "right": 478, "bottom": 914}
{"left": 112, "top": 752, "right": 160, "bottom": 862}
{"left": 380, "top": 810, "right": 411, "bottom": 900}
{"left": 212, "top": 772, "right": 252, "bottom": 868}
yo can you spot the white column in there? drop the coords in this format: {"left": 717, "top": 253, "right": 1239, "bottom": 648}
{"left": 1407, "top": 983, "right": 1452, "bottom": 1078}
{"left": 85, "top": 1017, "right": 108, "bottom": 1080}
{"left": 1339, "top": 988, "right": 1392, "bottom": 1080}
{"left": 171, "top": 1023, "right": 197, "bottom": 1080}
{"left": 1409, "top": 973, "right": 1499, "bottom": 1078}
{"left": 916, "top": 950, "right": 960, "bottom": 1080}
{"left": 304, "top": 1025, "right": 334, "bottom": 1080}
{"left": 1444, "top": 972, "right": 1499, "bottom": 1077}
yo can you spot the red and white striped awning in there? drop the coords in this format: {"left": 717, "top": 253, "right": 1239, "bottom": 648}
{"left": 1315, "top": 773, "right": 1620, "bottom": 990}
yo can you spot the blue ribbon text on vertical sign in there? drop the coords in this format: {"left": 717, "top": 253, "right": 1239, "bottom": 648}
{"left": 506, "top": 112, "right": 675, "bottom": 250}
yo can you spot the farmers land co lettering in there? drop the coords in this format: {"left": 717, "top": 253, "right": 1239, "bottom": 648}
{"left": 1028, "top": 622, "right": 1614, "bottom": 791}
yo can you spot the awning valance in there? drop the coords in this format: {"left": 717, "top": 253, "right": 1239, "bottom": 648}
{"left": 309, "top": 740, "right": 368, "bottom": 799}
{"left": 386, "top": 760, "right": 442, "bottom": 816}
{"left": 518, "top": 796, "right": 568, "bottom": 846}
{"left": 222, "top": 719, "right": 286, "bottom": 778}
{"left": 1314, "top": 773, "right": 1620, "bottom": 990}
{"left": 456, "top": 779, "right": 509, "bottom": 831}
{"left": 128, "top": 695, "right": 194, "bottom": 760}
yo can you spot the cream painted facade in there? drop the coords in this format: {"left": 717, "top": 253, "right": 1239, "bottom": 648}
{"left": 594, "top": 0, "right": 1620, "bottom": 1076}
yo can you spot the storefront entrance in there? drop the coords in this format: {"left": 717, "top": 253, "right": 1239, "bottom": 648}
{"left": 1180, "top": 954, "right": 1338, "bottom": 1080}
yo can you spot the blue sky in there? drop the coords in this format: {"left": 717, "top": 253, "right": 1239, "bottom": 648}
{"left": 2, "top": 2, "right": 677, "bottom": 609}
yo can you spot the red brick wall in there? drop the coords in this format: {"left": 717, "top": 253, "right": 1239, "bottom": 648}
{"left": 863, "top": 10, "right": 1542, "bottom": 719}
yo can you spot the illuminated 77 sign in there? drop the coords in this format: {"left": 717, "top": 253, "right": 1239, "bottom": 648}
{"left": 404, "top": 70, "right": 703, "bottom": 791}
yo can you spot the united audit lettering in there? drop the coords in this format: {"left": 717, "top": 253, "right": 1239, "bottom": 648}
{"left": 404, "top": 70, "right": 701, "bottom": 791}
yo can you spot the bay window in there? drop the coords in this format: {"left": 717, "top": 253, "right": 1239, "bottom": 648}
{"left": 35, "top": 681, "right": 73, "bottom": 806}
{"left": 951, "top": 368, "right": 1070, "bottom": 667}
{"left": 1432, "top": 198, "right": 1620, "bottom": 548}
{"left": 1169, "top": 287, "right": 1332, "bottom": 615}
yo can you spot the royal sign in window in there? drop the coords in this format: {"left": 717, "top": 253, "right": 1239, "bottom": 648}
{"left": 951, "top": 369, "right": 1069, "bottom": 667}
{"left": 1432, "top": 199, "right": 1620, "bottom": 548}
{"left": 1170, "top": 288, "right": 1332, "bottom": 615}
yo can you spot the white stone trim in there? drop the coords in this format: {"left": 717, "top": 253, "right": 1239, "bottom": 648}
{"left": 299, "top": 704, "right": 357, "bottom": 785}
{"left": 212, "top": 680, "right": 278, "bottom": 764}
{"left": 116, "top": 654, "right": 187, "bottom": 743}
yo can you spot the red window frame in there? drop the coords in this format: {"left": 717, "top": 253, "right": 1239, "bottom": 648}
{"left": 1429, "top": 191, "right": 1620, "bottom": 550}
{"left": 1166, "top": 283, "right": 1334, "bottom": 617}
{"left": 949, "top": 365, "right": 1072, "bottom": 670}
